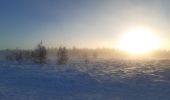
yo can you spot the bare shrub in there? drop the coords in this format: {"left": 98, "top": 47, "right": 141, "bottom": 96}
{"left": 57, "top": 47, "right": 68, "bottom": 64}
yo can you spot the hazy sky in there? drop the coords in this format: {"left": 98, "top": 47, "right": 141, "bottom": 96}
{"left": 1, "top": 0, "right": 170, "bottom": 49}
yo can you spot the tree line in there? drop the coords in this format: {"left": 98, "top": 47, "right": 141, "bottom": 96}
{"left": 5, "top": 42, "right": 68, "bottom": 64}
{"left": 5, "top": 42, "right": 170, "bottom": 64}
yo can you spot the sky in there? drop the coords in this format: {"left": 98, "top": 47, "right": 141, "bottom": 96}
{"left": 1, "top": 0, "right": 170, "bottom": 49}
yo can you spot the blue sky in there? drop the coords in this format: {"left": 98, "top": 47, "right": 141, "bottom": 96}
{"left": 1, "top": 0, "right": 170, "bottom": 49}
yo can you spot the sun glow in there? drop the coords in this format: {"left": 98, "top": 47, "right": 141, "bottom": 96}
{"left": 118, "top": 27, "right": 161, "bottom": 54}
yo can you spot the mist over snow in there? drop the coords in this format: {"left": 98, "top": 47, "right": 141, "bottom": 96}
{"left": 0, "top": 49, "right": 170, "bottom": 100}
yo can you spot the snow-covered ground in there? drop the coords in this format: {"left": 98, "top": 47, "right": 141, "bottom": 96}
{"left": 0, "top": 59, "right": 170, "bottom": 100}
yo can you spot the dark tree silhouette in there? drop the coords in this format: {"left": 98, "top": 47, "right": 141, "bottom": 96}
{"left": 57, "top": 47, "right": 68, "bottom": 64}
{"left": 32, "top": 41, "right": 47, "bottom": 64}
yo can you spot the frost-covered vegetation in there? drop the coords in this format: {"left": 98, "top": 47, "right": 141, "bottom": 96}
{"left": 1, "top": 43, "right": 170, "bottom": 100}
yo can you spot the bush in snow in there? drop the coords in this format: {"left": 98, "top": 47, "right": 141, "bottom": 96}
{"left": 32, "top": 42, "right": 47, "bottom": 64}
{"left": 57, "top": 47, "right": 68, "bottom": 64}
{"left": 5, "top": 55, "right": 13, "bottom": 61}
{"left": 82, "top": 53, "right": 89, "bottom": 64}
{"left": 93, "top": 51, "right": 98, "bottom": 59}
{"left": 22, "top": 50, "right": 32, "bottom": 61}
{"left": 5, "top": 51, "right": 14, "bottom": 61}
{"left": 5, "top": 49, "right": 24, "bottom": 63}
{"left": 13, "top": 49, "right": 23, "bottom": 63}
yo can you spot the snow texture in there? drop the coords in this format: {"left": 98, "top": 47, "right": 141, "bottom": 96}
{"left": 0, "top": 59, "right": 170, "bottom": 100}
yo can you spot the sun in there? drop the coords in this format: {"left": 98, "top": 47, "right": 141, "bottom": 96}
{"left": 118, "top": 27, "right": 161, "bottom": 54}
